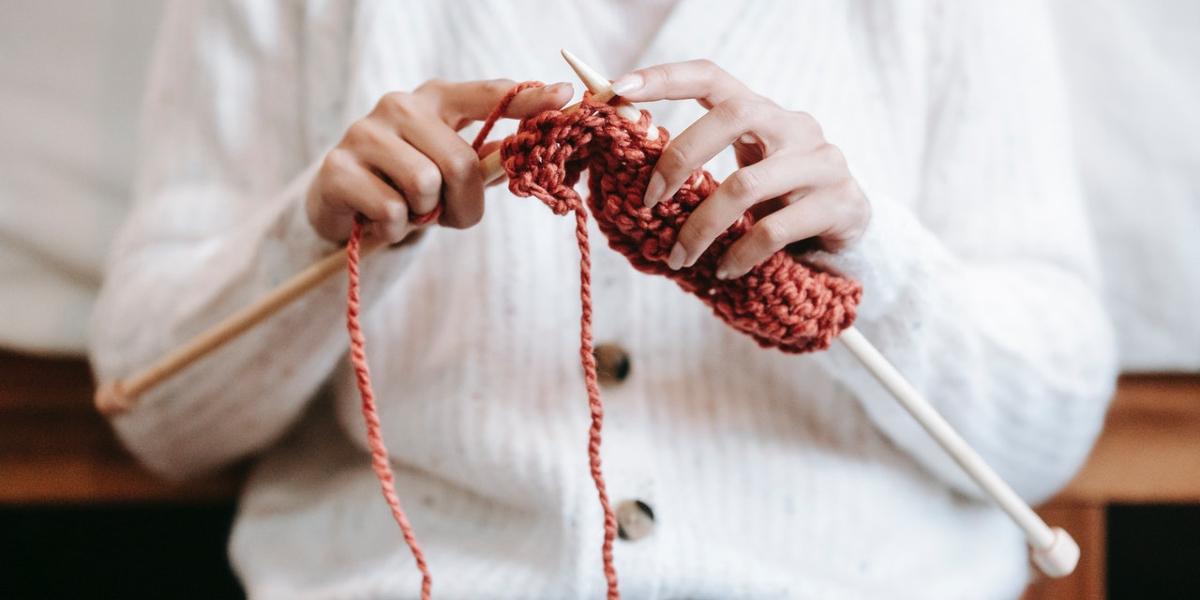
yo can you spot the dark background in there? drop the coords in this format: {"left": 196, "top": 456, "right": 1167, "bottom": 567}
{"left": 1, "top": 503, "right": 1197, "bottom": 599}
{"left": 2, "top": 503, "right": 242, "bottom": 599}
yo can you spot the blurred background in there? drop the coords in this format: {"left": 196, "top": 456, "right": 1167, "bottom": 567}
{"left": 1, "top": 1, "right": 1197, "bottom": 598}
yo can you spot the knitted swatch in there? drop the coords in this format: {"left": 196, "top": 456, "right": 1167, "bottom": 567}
{"left": 345, "top": 82, "right": 862, "bottom": 600}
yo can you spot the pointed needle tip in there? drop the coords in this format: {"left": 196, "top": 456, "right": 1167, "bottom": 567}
{"left": 559, "top": 49, "right": 612, "bottom": 97}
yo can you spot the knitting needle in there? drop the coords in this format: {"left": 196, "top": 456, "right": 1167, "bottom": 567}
{"left": 561, "top": 50, "right": 1079, "bottom": 579}
{"left": 838, "top": 329, "right": 1079, "bottom": 577}
{"left": 560, "top": 49, "right": 657, "bottom": 140}
{"left": 95, "top": 86, "right": 603, "bottom": 415}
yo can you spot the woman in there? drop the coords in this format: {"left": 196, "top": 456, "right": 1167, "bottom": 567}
{"left": 90, "top": 1, "right": 1116, "bottom": 598}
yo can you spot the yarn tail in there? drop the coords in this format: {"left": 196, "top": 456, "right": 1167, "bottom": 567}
{"left": 473, "top": 82, "right": 620, "bottom": 599}
{"left": 573, "top": 207, "right": 621, "bottom": 599}
{"left": 345, "top": 81, "right": 620, "bottom": 600}
{"left": 347, "top": 218, "right": 433, "bottom": 600}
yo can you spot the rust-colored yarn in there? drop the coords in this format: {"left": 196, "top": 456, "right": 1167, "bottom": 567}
{"left": 345, "top": 82, "right": 861, "bottom": 600}
{"left": 500, "top": 90, "right": 863, "bottom": 354}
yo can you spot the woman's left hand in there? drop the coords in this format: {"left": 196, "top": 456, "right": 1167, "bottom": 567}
{"left": 611, "top": 59, "right": 870, "bottom": 279}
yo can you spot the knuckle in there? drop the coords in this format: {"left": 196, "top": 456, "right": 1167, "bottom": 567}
{"left": 723, "top": 241, "right": 754, "bottom": 271}
{"left": 343, "top": 120, "right": 374, "bottom": 146}
{"left": 381, "top": 218, "right": 410, "bottom": 244}
{"left": 658, "top": 142, "right": 690, "bottom": 175}
{"left": 642, "top": 65, "right": 670, "bottom": 88}
{"left": 378, "top": 91, "right": 415, "bottom": 116}
{"left": 677, "top": 217, "right": 711, "bottom": 253}
{"left": 817, "top": 143, "right": 847, "bottom": 170}
{"left": 832, "top": 176, "right": 861, "bottom": 200}
{"left": 414, "top": 78, "right": 446, "bottom": 94}
{"left": 409, "top": 165, "right": 442, "bottom": 198}
{"left": 791, "top": 110, "right": 824, "bottom": 137}
{"left": 483, "top": 78, "right": 515, "bottom": 96}
{"left": 756, "top": 216, "right": 791, "bottom": 248}
{"left": 690, "top": 58, "right": 721, "bottom": 75}
{"left": 322, "top": 148, "right": 355, "bottom": 176}
{"left": 443, "top": 147, "right": 480, "bottom": 180}
{"left": 716, "top": 98, "right": 759, "bottom": 129}
{"left": 727, "top": 168, "right": 762, "bottom": 201}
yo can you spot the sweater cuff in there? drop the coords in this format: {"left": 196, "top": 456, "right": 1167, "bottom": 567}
{"left": 808, "top": 195, "right": 951, "bottom": 323}
{"left": 263, "top": 160, "right": 338, "bottom": 275}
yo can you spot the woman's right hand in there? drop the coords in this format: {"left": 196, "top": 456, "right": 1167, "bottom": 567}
{"left": 306, "top": 79, "right": 573, "bottom": 244}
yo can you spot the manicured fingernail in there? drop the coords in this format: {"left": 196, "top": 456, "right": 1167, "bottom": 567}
{"left": 737, "top": 133, "right": 757, "bottom": 145}
{"left": 610, "top": 73, "right": 643, "bottom": 96}
{"left": 547, "top": 82, "right": 571, "bottom": 94}
{"left": 644, "top": 173, "right": 664, "bottom": 208}
{"left": 715, "top": 266, "right": 730, "bottom": 280}
{"left": 667, "top": 243, "right": 686, "bottom": 270}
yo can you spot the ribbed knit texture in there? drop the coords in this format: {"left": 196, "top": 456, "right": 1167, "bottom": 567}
{"left": 89, "top": 2, "right": 1117, "bottom": 598}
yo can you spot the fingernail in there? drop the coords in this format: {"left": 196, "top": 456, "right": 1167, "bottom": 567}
{"left": 715, "top": 266, "right": 730, "bottom": 280}
{"left": 667, "top": 243, "right": 686, "bottom": 270}
{"left": 547, "top": 81, "right": 571, "bottom": 94}
{"left": 610, "top": 73, "right": 643, "bottom": 96}
{"left": 737, "top": 133, "right": 757, "bottom": 145}
{"left": 644, "top": 172, "right": 664, "bottom": 208}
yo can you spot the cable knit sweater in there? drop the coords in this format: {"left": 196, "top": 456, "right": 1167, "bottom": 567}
{"left": 89, "top": 1, "right": 1117, "bottom": 598}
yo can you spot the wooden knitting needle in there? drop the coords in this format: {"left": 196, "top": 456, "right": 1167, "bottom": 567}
{"left": 560, "top": 49, "right": 657, "bottom": 140}
{"left": 562, "top": 50, "right": 1080, "bottom": 578}
{"left": 95, "top": 78, "right": 608, "bottom": 415}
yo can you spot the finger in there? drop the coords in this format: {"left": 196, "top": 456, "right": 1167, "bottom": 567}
{"left": 424, "top": 79, "right": 574, "bottom": 127}
{"left": 319, "top": 150, "right": 409, "bottom": 242}
{"left": 610, "top": 59, "right": 752, "bottom": 109}
{"left": 644, "top": 96, "right": 779, "bottom": 208}
{"left": 716, "top": 190, "right": 840, "bottom": 280}
{"left": 365, "top": 215, "right": 413, "bottom": 246}
{"left": 671, "top": 150, "right": 834, "bottom": 268}
{"left": 502, "top": 82, "right": 573, "bottom": 118}
{"left": 351, "top": 120, "right": 443, "bottom": 216}
{"left": 475, "top": 140, "right": 502, "bottom": 157}
{"left": 400, "top": 119, "right": 484, "bottom": 229}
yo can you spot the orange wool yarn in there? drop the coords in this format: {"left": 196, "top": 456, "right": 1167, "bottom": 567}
{"left": 345, "top": 82, "right": 862, "bottom": 600}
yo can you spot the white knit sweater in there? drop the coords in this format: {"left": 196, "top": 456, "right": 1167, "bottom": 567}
{"left": 90, "top": 1, "right": 1118, "bottom": 598}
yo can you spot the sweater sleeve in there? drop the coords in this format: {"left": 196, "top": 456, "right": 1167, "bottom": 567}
{"left": 88, "top": 1, "right": 421, "bottom": 479}
{"left": 811, "top": 0, "right": 1117, "bottom": 504}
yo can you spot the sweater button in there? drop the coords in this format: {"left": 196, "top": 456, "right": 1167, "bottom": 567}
{"left": 594, "top": 343, "right": 631, "bottom": 385}
{"left": 616, "top": 499, "right": 655, "bottom": 541}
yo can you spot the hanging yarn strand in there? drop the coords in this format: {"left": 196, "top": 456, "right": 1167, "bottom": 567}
{"left": 573, "top": 205, "right": 622, "bottom": 598}
{"left": 346, "top": 217, "right": 433, "bottom": 599}
{"left": 478, "top": 81, "right": 621, "bottom": 597}
{"left": 346, "top": 82, "right": 628, "bottom": 599}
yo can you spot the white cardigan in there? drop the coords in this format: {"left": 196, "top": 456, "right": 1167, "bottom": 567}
{"left": 90, "top": 1, "right": 1117, "bottom": 598}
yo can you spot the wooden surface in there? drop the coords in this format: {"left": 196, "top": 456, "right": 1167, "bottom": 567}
{"left": 0, "top": 350, "right": 241, "bottom": 503}
{"left": 1057, "top": 374, "right": 1200, "bottom": 503}
{"left": 1022, "top": 374, "right": 1200, "bottom": 599}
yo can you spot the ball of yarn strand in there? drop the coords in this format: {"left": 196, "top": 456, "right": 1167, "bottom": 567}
{"left": 500, "top": 93, "right": 863, "bottom": 353}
